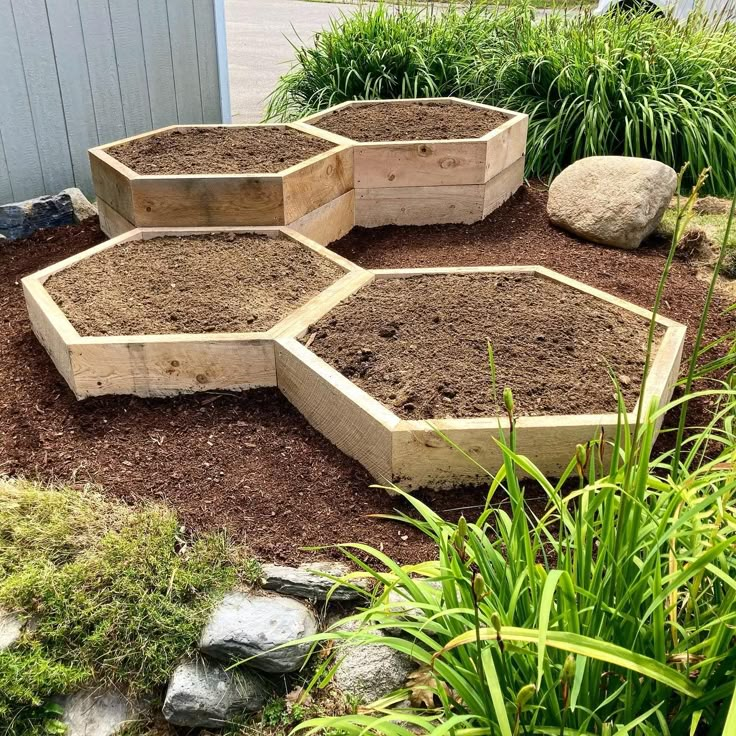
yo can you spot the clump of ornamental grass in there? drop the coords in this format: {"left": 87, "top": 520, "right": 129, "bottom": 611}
{"left": 0, "top": 480, "right": 260, "bottom": 736}
{"left": 287, "top": 181, "right": 736, "bottom": 734}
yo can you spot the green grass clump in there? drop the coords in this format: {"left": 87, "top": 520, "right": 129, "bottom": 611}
{"left": 0, "top": 480, "right": 259, "bottom": 736}
{"left": 267, "top": 2, "right": 736, "bottom": 195}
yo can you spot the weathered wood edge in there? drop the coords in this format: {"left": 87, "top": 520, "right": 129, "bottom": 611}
{"left": 286, "top": 190, "right": 355, "bottom": 246}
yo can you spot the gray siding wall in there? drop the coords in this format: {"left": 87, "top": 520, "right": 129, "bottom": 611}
{"left": 0, "top": 0, "right": 227, "bottom": 203}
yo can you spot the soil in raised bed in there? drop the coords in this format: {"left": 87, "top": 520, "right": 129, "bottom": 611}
{"left": 44, "top": 233, "right": 344, "bottom": 336}
{"left": 108, "top": 126, "right": 335, "bottom": 175}
{"left": 305, "top": 273, "right": 655, "bottom": 419}
{"left": 312, "top": 101, "right": 509, "bottom": 142}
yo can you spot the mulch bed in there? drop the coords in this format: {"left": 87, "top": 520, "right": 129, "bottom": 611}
{"left": 305, "top": 272, "right": 654, "bottom": 419}
{"left": 108, "top": 126, "right": 335, "bottom": 175}
{"left": 44, "top": 233, "right": 343, "bottom": 336}
{"left": 1, "top": 187, "right": 733, "bottom": 565}
{"left": 312, "top": 101, "right": 509, "bottom": 142}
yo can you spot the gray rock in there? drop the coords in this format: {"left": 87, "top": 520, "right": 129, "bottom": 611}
{"left": 199, "top": 593, "right": 318, "bottom": 673}
{"left": 61, "top": 188, "right": 98, "bottom": 223}
{"left": 55, "top": 689, "right": 137, "bottom": 736}
{"left": 262, "top": 561, "right": 368, "bottom": 601}
{"left": 333, "top": 628, "right": 414, "bottom": 704}
{"left": 547, "top": 156, "right": 678, "bottom": 249}
{"left": 0, "top": 609, "right": 24, "bottom": 650}
{"left": 163, "top": 658, "right": 268, "bottom": 728}
{"left": 0, "top": 193, "right": 74, "bottom": 240}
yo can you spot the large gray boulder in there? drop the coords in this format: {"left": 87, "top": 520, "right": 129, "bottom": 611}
{"left": 0, "top": 192, "right": 74, "bottom": 240}
{"left": 547, "top": 156, "right": 678, "bottom": 249}
{"left": 61, "top": 188, "right": 98, "bottom": 223}
{"left": 54, "top": 689, "right": 138, "bottom": 736}
{"left": 163, "top": 658, "right": 268, "bottom": 728}
{"left": 0, "top": 609, "right": 24, "bottom": 650}
{"left": 262, "top": 561, "right": 369, "bottom": 602}
{"left": 199, "top": 593, "right": 318, "bottom": 673}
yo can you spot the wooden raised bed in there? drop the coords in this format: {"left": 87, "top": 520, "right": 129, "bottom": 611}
{"left": 89, "top": 124, "right": 353, "bottom": 237}
{"left": 22, "top": 227, "right": 368, "bottom": 399}
{"left": 299, "top": 98, "right": 528, "bottom": 227}
{"left": 275, "top": 266, "right": 686, "bottom": 490}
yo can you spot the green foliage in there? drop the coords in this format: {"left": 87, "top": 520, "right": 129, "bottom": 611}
{"left": 0, "top": 480, "right": 258, "bottom": 736}
{"left": 267, "top": 2, "right": 736, "bottom": 195}
{"left": 290, "top": 192, "right": 736, "bottom": 734}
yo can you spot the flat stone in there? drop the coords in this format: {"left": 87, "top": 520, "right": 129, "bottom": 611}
{"left": 55, "top": 689, "right": 138, "bottom": 736}
{"left": 163, "top": 658, "right": 268, "bottom": 728}
{"left": 0, "top": 609, "right": 24, "bottom": 650}
{"left": 0, "top": 193, "right": 74, "bottom": 240}
{"left": 547, "top": 156, "right": 678, "bottom": 249}
{"left": 199, "top": 593, "right": 318, "bottom": 673}
{"left": 333, "top": 628, "right": 414, "bottom": 704}
{"left": 262, "top": 561, "right": 368, "bottom": 601}
{"left": 61, "top": 188, "right": 98, "bottom": 223}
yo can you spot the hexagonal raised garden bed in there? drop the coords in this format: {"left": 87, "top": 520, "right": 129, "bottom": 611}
{"left": 89, "top": 124, "right": 353, "bottom": 236}
{"left": 22, "top": 227, "right": 368, "bottom": 398}
{"left": 299, "top": 98, "right": 528, "bottom": 228}
{"left": 275, "top": 266, "right": 686, "bottom": 490}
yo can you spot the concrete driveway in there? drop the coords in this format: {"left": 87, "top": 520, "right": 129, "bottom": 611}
{"left": 226, "top": 0, "right": 358, "bottom": 123}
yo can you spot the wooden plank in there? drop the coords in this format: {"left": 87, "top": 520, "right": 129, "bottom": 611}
{"left": 131, "top": 175, "right": 285, "bottom": 226}
{"left": 108, "top": 0, "right": 153, "bottom": 135}
{"left": 483, "top": 155, "right": 525, "bottom": 217}
{"left": 77, "top": 0, "right": 126, "bottom": 145}
{"left": 282, "top": 145, "right": 354, "bottom": 223}
{"left": 10, "top": 0, "right": 74, "bottom": 195}
{"left": 287, "top": 190, "right": 355, "bottom": 246}
{"left": 193, "top": 0, "right": 222, "bottom": 123}
{"left": 97, "top": 198, "right": 136, "bottom": 239}
{"left": 70, "top": 337, "right": 276, "bottom": 398}
{"left": 484, "top": 115, "right": 528, "bottom": 183}
{"left": 46, "top": 0, "right": 99, "bottom": 194}
{"left": 167, "top": 0, "right": 203, "bottom": 124}
{"left": 89, "top": 149, "right": 136, "bottom": 223}
{"left": 275, "top": 338, "right": 397, "bottom": 482}
{"left": 371, "top": 265, "right": 539, "bottom": 279}
{"left": 355, "top": 183, "right": 485, "bottom": 227}
{"left": 138, "top": 0, "right": 178, "bottom": 129}
{"left": 353, "top": 139, "right": 487, "bottom": 188}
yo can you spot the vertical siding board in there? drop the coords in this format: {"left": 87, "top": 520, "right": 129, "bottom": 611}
{"left": 77, "top": 0, "right": 126, "bottom": 144}
{"left": 10, "top": 0, "right": 73, "bottom": 195}
{"left": 167, "top": 0, "right": 204, "bottom": 123}
{"left": 193, "top": 0, "right": 220, "bottom": 123}
{"left": 108, "top": 0, "right": 153, "bottom": 136}
{"left": 46, "top": 0, "right": 99, "bottom": 193}
{"left": 138, "top": 0, "right": 178, "bottom": 128}
{"left": 0, "top": 131, "right": 14, "bottom": 203}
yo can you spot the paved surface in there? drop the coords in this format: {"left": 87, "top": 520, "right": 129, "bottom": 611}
{"left": 226, "top": 0, "right": 357, "bottom": 122}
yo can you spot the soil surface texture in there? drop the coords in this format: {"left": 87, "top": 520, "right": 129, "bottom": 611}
{"left": 312, "top": 101, "right": 509, "bottom": 142}
{"left": 305, "top": 273, "right": 654, "bottom": 419}
{"left": 108, "top": 126, "right": 335, "bottom": 175}
{"left": 44, "top": 233, "right": 344, "bottom": 336}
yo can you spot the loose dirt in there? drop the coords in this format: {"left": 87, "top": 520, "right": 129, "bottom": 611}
{"left": 312, "top": 101, "right": 509, "bottom": 142}
{"left": 108, "top": 126, "right": 335, "bottom": 175}
{"left": 44, "top": 233, "right": 344, "bottom": 336}
{"left": 305, "top": 273, "right": 654, "bottom": 419}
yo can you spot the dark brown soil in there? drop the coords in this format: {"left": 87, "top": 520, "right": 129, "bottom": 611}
{"left": 108, "top": 126, "right": 335, "bottom": 175}
{"left": 305, "top": 273, "right": 654, "bottom": 419}
{"left": 312, "top": 101, "right": 509, "bottom": 142}
{"left": 44, "top": 233, "right": 344, "bottom": 336}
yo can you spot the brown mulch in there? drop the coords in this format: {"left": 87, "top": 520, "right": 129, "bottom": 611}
{"left": 305, "top": 272, "right": 655, "bottom": 419}
{"left": 108, "top": 126, "right": 335, "bottom": 175}
{"left": 45, "top": 233, "right": 343, "bottom": 336}
{"left": 312, "top": 101, "right": 509, "bottom": 142}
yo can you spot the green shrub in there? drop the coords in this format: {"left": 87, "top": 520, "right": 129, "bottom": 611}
{"left": 267, "top": 3, "right": 736, "bottom": 195}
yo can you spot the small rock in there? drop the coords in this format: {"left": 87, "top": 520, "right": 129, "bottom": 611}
{"left": 262, "top": 562, "right": 368, "bottom": 601}
{"left": 199, "top": 593, "right": 318, "bottom": 673}
{"left": 55, "top": 689, "right": 138, "bottom": 736}
{"left": 0, "top": 609, "right": 23, "bottom": 650}
{"left": 163, "top": 658, "right": 268, "bottom": 728}
{"left": 333, "top": 628, "right": 415, "bottom": 703}
{"left": 0, "top": 192, "right": 74, "bottom": 240}
{"left": 61, "top": 188, "right": 98, "bottom": 223}
{"left": 547, "top": 156, "right": 678, "bottom": 249}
